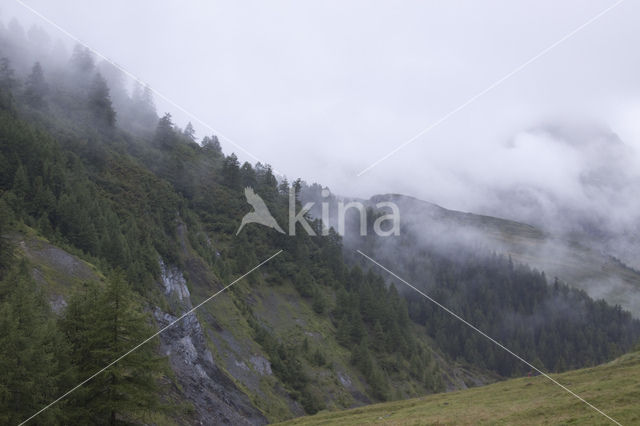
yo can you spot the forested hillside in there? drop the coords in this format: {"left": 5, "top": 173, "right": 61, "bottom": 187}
{"left": 0, "top": 20, "right": 444, "bottom": 424}
{"left": 0, "top": 17, "right": 638, "bottom": 425}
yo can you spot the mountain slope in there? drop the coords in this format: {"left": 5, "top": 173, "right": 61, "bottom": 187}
{"left": 1, "top": 22, "right": 639, "bottom": 425}
{"left": 0, "top": 59, "right": 455, "bottom": 422}
{"left": 280, "top": 349, "right": 640, "bottom": 425}
{"left": 325, "top": 192, "right": 640, "bottom": 315}
{"left": 376, "top": 194, "right": 640, "bottom": 315}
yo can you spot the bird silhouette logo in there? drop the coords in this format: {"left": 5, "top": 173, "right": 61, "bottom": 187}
{"left": 236, "top": 187, "right": 285, "bottom": 235}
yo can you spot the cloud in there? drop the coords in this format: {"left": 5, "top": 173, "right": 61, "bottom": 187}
{"left": 3, "top": 0, "right": 639, "bottom": 260}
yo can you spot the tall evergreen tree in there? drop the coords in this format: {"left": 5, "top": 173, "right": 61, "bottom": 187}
{"left": 183, "top": 122, "right": 196, "bottom": 141}
{"left": 128, "top": 81, "right": 158, "bottom": 130}
{"left": 70, "top": 44, "right": 95, "bottom": 74}
{"left": 88, "top": 73, "right": 116, "bottom": 127}
{"left": 240, "top": 162, "right": 257, "bottom": 188}
{"left": 0, "top": 199, "right": 13, "bottom": 275}
{"left": 222, "top": 153, "right": 241, "bottom": 189}
{"left": 0, "top": 262, "right": 71, "bottom": 425}
{"left": 61, "top": 273, "right": 164, "bottom": 424}
{"left": 0, "top": 57, "right": 15, "bottom": 91}
{"left": 202, "top": 134, "right": 222, "bottom": 155}
{"left": 24, "top": 62, "right": 47, "bottom": 108}
{"left": 154, "top": 113, "right": 175, "bottom": 147}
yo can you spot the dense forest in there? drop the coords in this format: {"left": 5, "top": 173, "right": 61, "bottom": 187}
{"left": 0, "top": 16, "right": 638, "bottom": 425}
{"left": 0, "top": 19, "right": 440, "bottom": 423}
{"left": 334, "top": 208, "right": 640, "bottom": 376}
{"left": 402, "top": 250, "right": 638, "bottom": 375}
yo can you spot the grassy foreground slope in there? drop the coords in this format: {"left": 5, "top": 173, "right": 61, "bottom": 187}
{"left": 280, "top": 350, "right": 640, "bottom": 425}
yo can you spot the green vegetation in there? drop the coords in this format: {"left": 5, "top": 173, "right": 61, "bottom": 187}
{"left": 0, "top": 31, "right": 442, "bottom": 422}
{"left": 0, "top": 260, "right": 71, "bottom": 424}
{"left": 60, "top": 272, "right": 166, "bottom": 424}
{"left": 338, "top": 212, "right": 640, "bottom": 377}
{"left": 0, "top": 255, "right": 165, "bottom": 424}
{"left": 279, "top": 349, "right": 640, "bottom": 425}
{"left": 1, "top": 17, "right": 639, "bottom": 424}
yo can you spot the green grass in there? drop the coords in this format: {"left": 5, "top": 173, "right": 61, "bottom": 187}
{"left": 278, "top": 350, "right": 640, "bottom": 425}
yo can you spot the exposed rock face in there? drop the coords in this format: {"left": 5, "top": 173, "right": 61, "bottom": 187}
{"left": 249, "top": 356, "right": 272, "bottom": 376}
{"left": 160, "top": 260, "right": 191, "bottom": 302}
{"left": 156, "top": 262, "right": 266, "bottom": 425}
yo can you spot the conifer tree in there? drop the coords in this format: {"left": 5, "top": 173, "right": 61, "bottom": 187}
{"left": 11, "top": 163, "right": 29, "bottom": 215}
{"left": 0, "top": 262, "right": 70, "bottom": 424}
{"left": 0, "top": 199, "right": 13, "bottom": 275}
{"left": 129, "top": 81, "right": 158, "bottom": 129}
{"left": 278, "top": 178, "right": 290, "bottom": 195}
{"left": 0, "top": 57, "right": 15, "bottom": 91}
{"left": 88, "top": 73, "right": 116, "bottom": 127}
{"left": 70, "top": 44, "right": 95, "bottom": 74}
{"left": 202, "top": 135, "right": 222, "bottom": 155}
{"left": 183, "top": 122, "right": 196, "bottom": 141}
{"left": 222, "top": 153, "right": 241, "bottom": 189}
{"left": 24, "top": 62, "right": 48, "bottom": 108}
{"left": 61, "top": 273, "right": 164, "bottom": 424}
{"left": 240, "top": 162, "right": 257, "bottom": 188}
{"left": 154, "top": 113, "right": 175, "bottom": 147}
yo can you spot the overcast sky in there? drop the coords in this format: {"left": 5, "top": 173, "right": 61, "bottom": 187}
{"left": 3, "top": 0, "right": 640, "bottom": 213}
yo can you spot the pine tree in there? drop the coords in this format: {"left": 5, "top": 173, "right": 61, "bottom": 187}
{"left": 202, "top": 135, "right": 222, "bottom": 155}
{"left": 240, "top": 162, "right": 257, "bottom": 188}
{"left": 24, "top": 62, "right": 48, "bottom": 108}
{"left": 97, "top": 61, "right": 127, "bottom": 109}
{"left": 349, "top": 312, "right": 366, "bottom": 344}
{"left": 11, "top": 163, "right": 29, "bottom": 215}
{"left": 62, "top": 273, "right": 164, "bottom": 424}
{"left": 278, "top": 178, "right": 290, "bottom": 195}
{"left": 0, "top": 57, "right": 16, "bottom": 91}
{"left": 222, "top": 153, "right": 241, "bottom": 189}
{"left": 154, "top": 113, "right": 175, "bottom": 147}
{"left": 336, "top": 316, "right": 351, "bottom": 347}
{"left": 88, "top": 73, "right": 116, "bottom": 127}
{"left": 0, "top": 198, "right": 13, "bottom": 275}
{"left": 350, "top": 342, "right": 372, "bottom": 377}
{"left": 140, "top": 85, "right": 156, "bottom": 116}
{"left": 0, "top": 262, "right": 71, "bottom": 424}
{"left": 0, "top": 57, "right": 15, "bottom": 109}
{"left": 130, "top": 82, "right": 157, "bottom": 129}
{"left": 70, "top": 44, "right": 95, "bottom": 74}
{"left": 311, "top": 288, "right": 326, "bottom": 314}
{"left": 372, "top": 320, "right": 386, "bottom": 353}
{"left": 183, "top": 122, "right": 196, "bottom": 141}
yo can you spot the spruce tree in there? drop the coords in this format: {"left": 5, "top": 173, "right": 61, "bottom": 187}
{"left": 202, "top": 135, "right": 222, "bottom": 155}
{"left": 70, "top": 45, "right": 95, "bottom": 74}
{"left": 0, "top": 199, "right": 13, "bottom": 275}
{"left": 0, "top": 57, "right": 16, "bottom": 91}
{"left": 183, "top": 122, "right": 196, "bottom": 141}
{"left": 24, "top": 62, "right": 48, "bottom": 108}
{"left": 240, "top": 161, "right": 257, "bottom": 188}
{"left": 88, "top": 73, "right": 116, "bottom": 127}
{"left": 62, "top": 273, "right": 164, "bottom": 424}
{"left": 0, "top": 262, "right": 70, "bottom": 424}
{"left": 154, "top": 113, "right": 175, "bottom": 147}
{"left": 222, "top": 153, "right": 241, "bottom": 189}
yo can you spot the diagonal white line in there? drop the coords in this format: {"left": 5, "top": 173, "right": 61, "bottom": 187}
{"left": 357, "top": 249, "right": 622, "bottom": 426}
{"left": 18, "top": 249, "right": 283, "bottom": 426}
{"left": 356, "top": 0, "right": 626, "bottom": 177}
{"left": 14, "top": 0, "right": 275, "bottom": 171}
